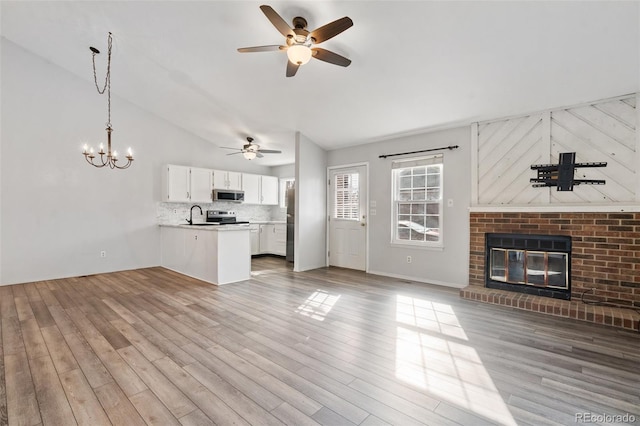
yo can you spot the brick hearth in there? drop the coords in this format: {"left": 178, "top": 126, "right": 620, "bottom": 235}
{"left": 461, "top": 211, "right": 640, "bottom": 331}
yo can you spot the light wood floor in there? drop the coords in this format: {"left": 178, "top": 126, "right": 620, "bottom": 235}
{"left": 1, "top": 257, "right": 639, "bottom": 426}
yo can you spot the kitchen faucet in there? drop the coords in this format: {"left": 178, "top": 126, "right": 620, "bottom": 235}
{"left": 187, "top": 205, "right": 203, "bottom": 225}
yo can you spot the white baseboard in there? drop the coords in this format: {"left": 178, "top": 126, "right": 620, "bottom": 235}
{"left": 366, "top": 269, "right": 466, "bottom": 289}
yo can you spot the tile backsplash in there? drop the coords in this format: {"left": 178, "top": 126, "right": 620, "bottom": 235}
{"left": 157, "top": 202, "right": 285, "bottom": 225}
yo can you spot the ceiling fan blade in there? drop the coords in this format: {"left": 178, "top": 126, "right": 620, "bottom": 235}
{"left": 238, "top": 45, "right": 286, "bottom": 53}
{"left": 286, "top": 60, "right": 300, "bottom": 77}
{"left": 226, "top": 152, "right": 243, "bottom": 156}
{"left": 260, "top": 5, "right": 295, "bottom": 38}
{"left": 220, "top": 146, "right": 241, "bottom": 150}
{"left": 256, "top": 152, "right": 264, "bottom": 158}
{"left": 312, "top": 48, "right": 351, "bottom": 67}
{"left": 310, "top": 17, "right": 353, "bottom": 44}
{"left": 258, "top": 149, "right": 282, "bottom": 154}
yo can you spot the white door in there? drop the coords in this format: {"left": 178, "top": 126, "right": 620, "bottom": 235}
{"left": 329, "top": 165, "right": 367, "bottom": 270}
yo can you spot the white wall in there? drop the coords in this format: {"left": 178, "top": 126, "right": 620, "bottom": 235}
{"left": 271, "top": 163, "right": 295, "bottom": 179}
{"left": 327, "top": 127, "right": 471, "bottom": 288}
{"left": 0, "top": 39, "right": 270, "bottom": 285}
{"left": 294, "top": 132, "right": 327, "bottom": 272}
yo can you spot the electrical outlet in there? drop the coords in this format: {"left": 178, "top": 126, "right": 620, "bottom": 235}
{"left": 100, "top": 250, "right": 106, "bottom": 258}
{"left": 407, "top": 256, "right": 412, "bottom": 264}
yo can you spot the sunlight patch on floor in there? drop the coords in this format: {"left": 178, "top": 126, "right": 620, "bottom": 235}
{"left": 395, "top": 296, "right": 516, "bottom": 426}
{"left": 396, "top": 294, "right": 468, "bottom": 340}
{"left": 295, "top": 290, "right": 341, "bottom": 321}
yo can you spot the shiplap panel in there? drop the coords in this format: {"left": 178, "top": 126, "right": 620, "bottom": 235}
{"left": 476, "top": 94, "right": 637, "bottom": 206}
{"left": 551, "top": 96, "right": 637, "bottom": 203}
{"left": 478, "top": 114, "right": 545, "bottom": 204}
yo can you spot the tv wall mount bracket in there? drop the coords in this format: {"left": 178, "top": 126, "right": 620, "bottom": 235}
{"left": 530, "top": 152, "right": 607, "bottom": 191}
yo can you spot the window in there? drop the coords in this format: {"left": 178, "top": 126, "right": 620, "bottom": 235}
{"left": 334, "top": 172, "right": 359, "bottom": 220}
{"left": 392, "top": 155, "right": 443, "bottom": 246}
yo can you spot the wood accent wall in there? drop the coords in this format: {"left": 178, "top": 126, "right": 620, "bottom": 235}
{"left": 474, "top": 94, "right": 638, "bottom": 205}
{"left": 469, "top": 212, "right": 640, "bottom": 306}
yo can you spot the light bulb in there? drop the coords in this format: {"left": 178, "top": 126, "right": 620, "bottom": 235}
{"left": 243, "top": 150, "right": 257, "bottom": 160}
{"left": 287, "top": 44, "right": 312, "bottom": 65}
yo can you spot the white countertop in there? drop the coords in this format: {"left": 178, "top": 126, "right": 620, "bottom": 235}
{"left": 159, "top": 223, "right": 250, "bottom": 231}
{"left": 249, "top": 220, "right": 286, "bottom": 224}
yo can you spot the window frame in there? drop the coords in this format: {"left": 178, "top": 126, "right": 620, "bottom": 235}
{"left": 390, "top": 155, "right": 444, "bottom": 248}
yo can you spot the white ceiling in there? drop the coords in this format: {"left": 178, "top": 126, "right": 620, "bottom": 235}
{"left": 2, "top": 1, "right": 638, "bottom": 166}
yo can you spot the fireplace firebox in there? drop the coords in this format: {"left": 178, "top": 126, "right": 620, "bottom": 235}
{"left": 485, "top": 233, "right": 571, "bottom": 300}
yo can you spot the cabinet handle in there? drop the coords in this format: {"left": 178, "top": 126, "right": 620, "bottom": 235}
{"left": 187, "top": 191, "right": 190, "bottom": 199}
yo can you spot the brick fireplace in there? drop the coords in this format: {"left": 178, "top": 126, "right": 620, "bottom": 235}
{"left": 461, "top": 211, "right": 640, "bottom": 331}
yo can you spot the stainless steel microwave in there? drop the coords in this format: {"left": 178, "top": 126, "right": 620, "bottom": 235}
{"left": 212, "top": 189, "right": 244, "bottom": 203}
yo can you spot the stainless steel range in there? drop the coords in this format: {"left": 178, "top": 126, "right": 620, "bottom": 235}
{"left": 206, "top": 210, "right": 249, "bottom": 225}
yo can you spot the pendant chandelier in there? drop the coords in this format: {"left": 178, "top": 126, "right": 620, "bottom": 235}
{"left": 82, "top": 32, "right": 134, "bottom": 169}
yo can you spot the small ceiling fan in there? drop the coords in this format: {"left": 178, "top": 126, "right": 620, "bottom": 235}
{"left": 220, "top": 137, "right": 282, "bottom": 160}
{"left": 238, "top": 4, "right": 353, "bottom": 77}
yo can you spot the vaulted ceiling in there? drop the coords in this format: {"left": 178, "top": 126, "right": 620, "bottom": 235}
{"left": 2, "top": 1, "right": 638, "bottom": 165}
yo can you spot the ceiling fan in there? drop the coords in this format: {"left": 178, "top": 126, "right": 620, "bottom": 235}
{"left": 220, "top": 137, "right": 282, "bottom": 160}
{"left": 238, "top": 4, "right": 353, "bottom": 77}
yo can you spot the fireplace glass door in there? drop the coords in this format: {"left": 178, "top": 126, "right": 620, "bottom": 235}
{"left": 490, "top": 248, "right": 568, "bottom": 290}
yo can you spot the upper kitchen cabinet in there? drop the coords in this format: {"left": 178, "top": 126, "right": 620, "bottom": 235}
{"left": 190, "top": 167, "right": 214, "bottom": 202}
{"left": 242, "top": 173, "right": 261, "bottom": 204}
{"left": 162, "top": 165, "right": 213, "bottom": 203}
{"left": 213, "top": 170, "right": 242, "bottom": 191}
{"left": 242, "top": 173, "right": 279, "bottom": 205}
{"left": 261, "top": 175, "right": 279, "bottom": 205}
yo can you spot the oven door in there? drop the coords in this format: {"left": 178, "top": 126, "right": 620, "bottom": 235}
{"left": 213, "top": 190, "right": 244, "bottom": 203}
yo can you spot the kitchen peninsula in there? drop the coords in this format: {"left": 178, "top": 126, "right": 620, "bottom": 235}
{"left": 160, "top": 224, "right": 250, "bottom": 285}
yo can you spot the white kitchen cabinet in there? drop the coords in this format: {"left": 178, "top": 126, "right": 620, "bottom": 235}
{"left": 272, "top": 223, "right": 286, "bottom": 255}
{"left": 241, "top": 173, "right": 279, "bottom": 205}
{"left": 162, "top": 164, "right": 213, "bottom": 203}
{"left": 242, "top": 173, "right": 261, "bottom": 204}
{"left": 213, "top": 170, "right": 242, "bottom": 190}
{"left": 190, "top": 167, "right": 214, "bottom": 202}
{"left": 261, "top": 175, "right": 279, "bottom": 205}
{"left": 259, "top": 223, "right": 286, "bottom": 256}
{"left": 259, "top": 224, "right": 274, "bottom": 253}
{"left": 160, "top": 225, "right": 251, "bottom": 285}
{"left": 249, "top": 224, "right": 260, "bottom": 255}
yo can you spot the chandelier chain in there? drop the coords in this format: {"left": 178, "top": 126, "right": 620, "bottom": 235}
{"left": 82, "top": 31, "right": 133, "bottom": 170}
{"left": 91, "top": 32, "right": 112, "bottom": 127}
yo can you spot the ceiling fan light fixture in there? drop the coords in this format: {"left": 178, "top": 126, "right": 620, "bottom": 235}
{"left": 243, "top": 150, "right": 257, "bottom": 160}
{"left": 287, "top": 44, "right": 312, "bottom": 65}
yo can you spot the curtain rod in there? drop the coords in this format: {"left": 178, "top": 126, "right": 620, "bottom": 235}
{"left": 379, "top": 145, "right": 459, "bottom": 159}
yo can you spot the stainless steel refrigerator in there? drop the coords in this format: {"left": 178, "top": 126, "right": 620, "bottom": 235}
{"left": 286, "top": 188, "right": 295, "bottom": 262}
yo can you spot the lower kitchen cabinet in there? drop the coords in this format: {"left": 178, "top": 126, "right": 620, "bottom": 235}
{"left": 272, "top": 224, "right": 286, "bottom": 255}
{"left": 249, "top": 224, "right": 260, "bottom": 255}
{"left": 160, "top": 225, "right": 250, "bottom": 285}
{"left": 258, "top": 223, "right": 286, "bottom": 256}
